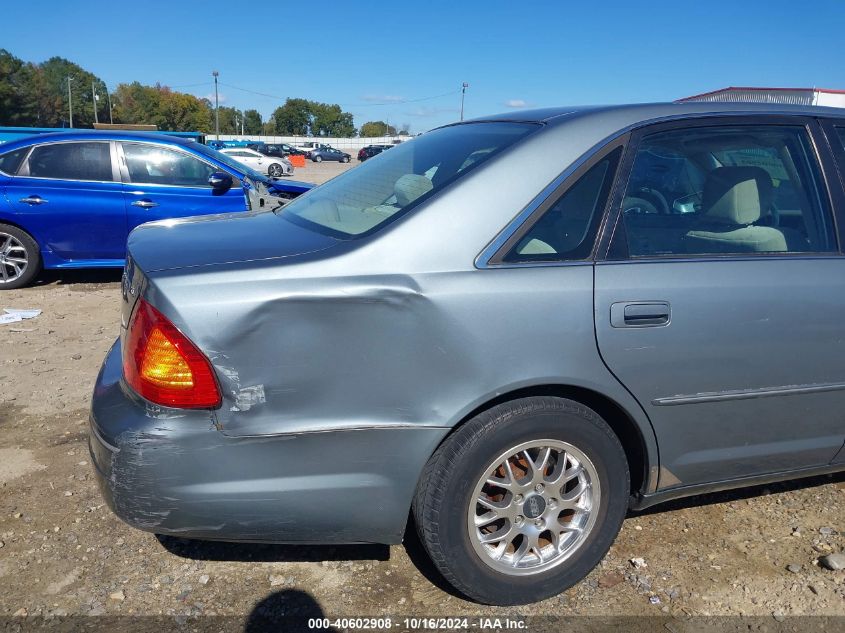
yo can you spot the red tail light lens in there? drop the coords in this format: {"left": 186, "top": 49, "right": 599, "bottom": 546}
{"left": 123, "top": 298, "right": 221, "bottom": 409}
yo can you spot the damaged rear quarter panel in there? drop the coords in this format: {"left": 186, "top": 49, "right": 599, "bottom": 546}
{"left": 146, "top": 262, "right": 644, "bottom": 443}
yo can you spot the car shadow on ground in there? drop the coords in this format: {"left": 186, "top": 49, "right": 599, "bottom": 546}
{"left": 156, "top": 520, "right": 468, "bottom": 600}
{"left": 630, "top": 470, "right": 845, "bottom": 516}
{"left": 156, "top": 534, "right": 390, "bottom": 564}
{"left": 34, "top": 269, "right": 123, "bottom": 286}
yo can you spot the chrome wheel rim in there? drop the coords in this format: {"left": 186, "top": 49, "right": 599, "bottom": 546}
{"left": 0, "top": 232, "right": 28, "bottom": 284}
{"left": 467, "top": 439, "right": 600, "bottom": 576}
{"left": 269, "top": 165, "right": 281, "bottom": 177}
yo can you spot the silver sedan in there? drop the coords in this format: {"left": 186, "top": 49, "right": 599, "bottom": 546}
{"left": 91, "top": 102, "right": 845, "bottom": 605}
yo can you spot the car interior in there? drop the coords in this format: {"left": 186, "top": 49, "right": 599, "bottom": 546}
{"left": 620, "top": 127, "right": 835, "bottom": 257}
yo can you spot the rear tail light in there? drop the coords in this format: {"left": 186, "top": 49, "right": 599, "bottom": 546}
{"left": 123, "top": 298, "right": 221, "bottom": 409}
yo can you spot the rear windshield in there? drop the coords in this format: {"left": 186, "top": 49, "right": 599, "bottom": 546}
{"left": 282, "top": 122, "right": 538, "bottom": 238}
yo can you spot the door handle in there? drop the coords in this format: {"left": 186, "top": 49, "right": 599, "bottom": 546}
{"left": 19, "top": 196, "right": 48, "bottom": 205}
{"left": 610, "top": 301, "right": 671, "bottom": 328}
{"left": 131, "top": 200, "right": 159, "bottom": 209}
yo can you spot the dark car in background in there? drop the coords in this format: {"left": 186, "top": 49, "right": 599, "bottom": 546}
{"left": 310, "top": 147, "right": 351, "bottom": 163}
{"left": 259, "top": 143, "right": 309, "bottom": 158}
{"left": 90, "top": 102, "right": 845, "bottom": 605}
{"left": 357, "top": 144, "right": 393, "bottom": 161}
{"left": 0, "top": 131, "right": 313, "bottom": 288}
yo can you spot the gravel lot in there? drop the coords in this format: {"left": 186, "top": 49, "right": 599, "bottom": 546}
{"left": 0, "top": 157, "right": 843, "bottom": 627}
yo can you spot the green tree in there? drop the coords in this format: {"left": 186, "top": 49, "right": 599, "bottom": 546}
{"left": 0, "top": 49, "right": 38, "bottom": 126}
{"left": 360, "top": 121, "right": 396, "bottom": 137}
{"left": 311, "top": 102, "right": 356, "bottom": 137}
{"left": 215, "top": 106, "right": 240, "bottom": 134}
{"left": 113, "top": 82, "right": 213, "bottom": 132}
{"left": 271, "top": 98, "right": 356, "bottom": 136}
{"left": 243, "top": 109, "right": 263, "bottom": 135}
{"left": 39, "top": 56, "right": 108, "bottom": 127}
{"left": 272, "top": 98, "right": 312, "bottom": 135}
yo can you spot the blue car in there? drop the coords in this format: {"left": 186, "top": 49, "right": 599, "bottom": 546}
{"left": 0, "top": 131, "right": 314, "bottom": 288}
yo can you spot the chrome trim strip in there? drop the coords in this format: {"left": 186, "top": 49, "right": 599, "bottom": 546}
{"left": 598, "top": 253, "right": 843, "bottom": 265}
{"left": 652, "top": 381, "right": 845, "bottom": 407}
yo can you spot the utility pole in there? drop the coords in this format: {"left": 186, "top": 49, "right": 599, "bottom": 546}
{"left": 92, "top": 81, "right": 99, "bottom": 124}
{"left": 107, "top": 89, "right": 113, "bottom": 124}
{"left": 460, "top": 82, "right": 469, "bottom": 121}
{"left": 67, "top": 77, "right": 74, "bottom": 128}
{"left": 212, "top": 70, "right": 220, "bottom": 140}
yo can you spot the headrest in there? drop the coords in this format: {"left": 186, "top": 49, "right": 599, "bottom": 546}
{"left": 394, "top": 174, "right": 433, "bottom": 207}
{"left": 702, "top": 166, "right": 773, "bottom": 225}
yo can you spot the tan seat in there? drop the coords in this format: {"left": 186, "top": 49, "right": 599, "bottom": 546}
{"left": 685, "top": 166, "right": 787, "bottom": 254}
{"left": 393, "top": 174, "right": 433, "bottom": 206}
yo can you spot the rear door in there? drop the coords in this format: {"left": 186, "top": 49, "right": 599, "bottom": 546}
{"left": 118, "top": 142, "right": 247, "bottom": 230}
{"left": 4, "top": 140, "right": 126, "bottom": 262}
{"left": 594, "top": 116, "right": 845, "bottom": 489}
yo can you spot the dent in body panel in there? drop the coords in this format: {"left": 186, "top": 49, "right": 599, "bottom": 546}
{"left": 204, "top": 274, "right": 475, "bottom": 437}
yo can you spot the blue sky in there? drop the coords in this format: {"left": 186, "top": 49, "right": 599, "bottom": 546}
{"left": 4, "top": 0, "right": 845, "bottom": 133}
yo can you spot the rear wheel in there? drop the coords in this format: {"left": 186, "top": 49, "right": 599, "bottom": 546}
{"left": 413, "top": 396, "right": 629, "bottom": 605}
{"left": 313, "top": 155, "right": 322, "bottom": 163}
{"left": 268, "top": 163, "right": 283, "bottom": 177}
{"left": 0, "top": 224, "right": 41, "bottom": 290}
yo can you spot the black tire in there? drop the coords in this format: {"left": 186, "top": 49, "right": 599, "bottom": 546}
{"left": 0, "top": 223, "right": 41, "bottom": 290}
{"left": 313, "top": 155, "right": 322, "bottom": 163}
{"left": 268, "top": 163, "right": 283, "bottom": 177}
{"left": 341, "top": 156, "right": 350, "bottom": 163}
{"left": 412, "top": 396, "right": 629, "bottom": 605}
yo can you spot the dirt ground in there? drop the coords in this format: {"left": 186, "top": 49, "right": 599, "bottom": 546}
{"left": 0, "top": 157, "right": 843, "bottom": 627}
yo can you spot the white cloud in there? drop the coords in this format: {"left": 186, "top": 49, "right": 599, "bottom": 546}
{"left": 203, "top": 93, "right": 227, "bottom": 104}
{"left": 504, "top": 99, "right": 529, "bottom": 108}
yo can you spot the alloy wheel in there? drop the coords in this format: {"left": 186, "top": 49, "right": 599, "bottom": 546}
{"left": 0, "top": 232, "right": 29, "bottom": 284}
{"left": 467, "top": 439, "right": 600, "bottom": 575}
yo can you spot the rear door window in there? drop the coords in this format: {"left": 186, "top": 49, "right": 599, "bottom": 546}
{"left": 618, "top": 125, "right": 836, "bottom": 257}
{"left": 24, "top": 142, "right": 113, "bottom": 181}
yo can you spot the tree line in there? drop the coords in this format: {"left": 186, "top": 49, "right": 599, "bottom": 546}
{"left": 0, "top": 49, "right": 410, "bottom": 137}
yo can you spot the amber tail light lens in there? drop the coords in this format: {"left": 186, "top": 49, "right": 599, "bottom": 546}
{"left": 123, "top": 298, "right": 221, "bottom": 409}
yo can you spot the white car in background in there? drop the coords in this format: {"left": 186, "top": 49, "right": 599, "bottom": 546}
{"left": 293, "top": 142, "right": 335, "bottom": 156}
{"left": 218, "top": 148, "right": 293, "bottom": 177}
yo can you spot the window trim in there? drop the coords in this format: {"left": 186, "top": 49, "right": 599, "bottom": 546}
{"left": 478, "top": 136, "right": 629, "bottom": 268}
{"left": 598, "top": 115, "right": 844, "bottom": 263}
{"left": 817, "top": 118, "right": 845, "bottom": 241}
{"left": 117, "top": 142, "right": 227, "bottom": 190}
{"left": 0, "top": 145, "right": 35, "bottom": 177}
{"left": 13, "top": 140, "right": 119, "bottom": 184}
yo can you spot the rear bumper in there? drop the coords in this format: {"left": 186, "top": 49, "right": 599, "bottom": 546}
{"left": 89, "top": 339, "right": 448, "bottom": 544}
